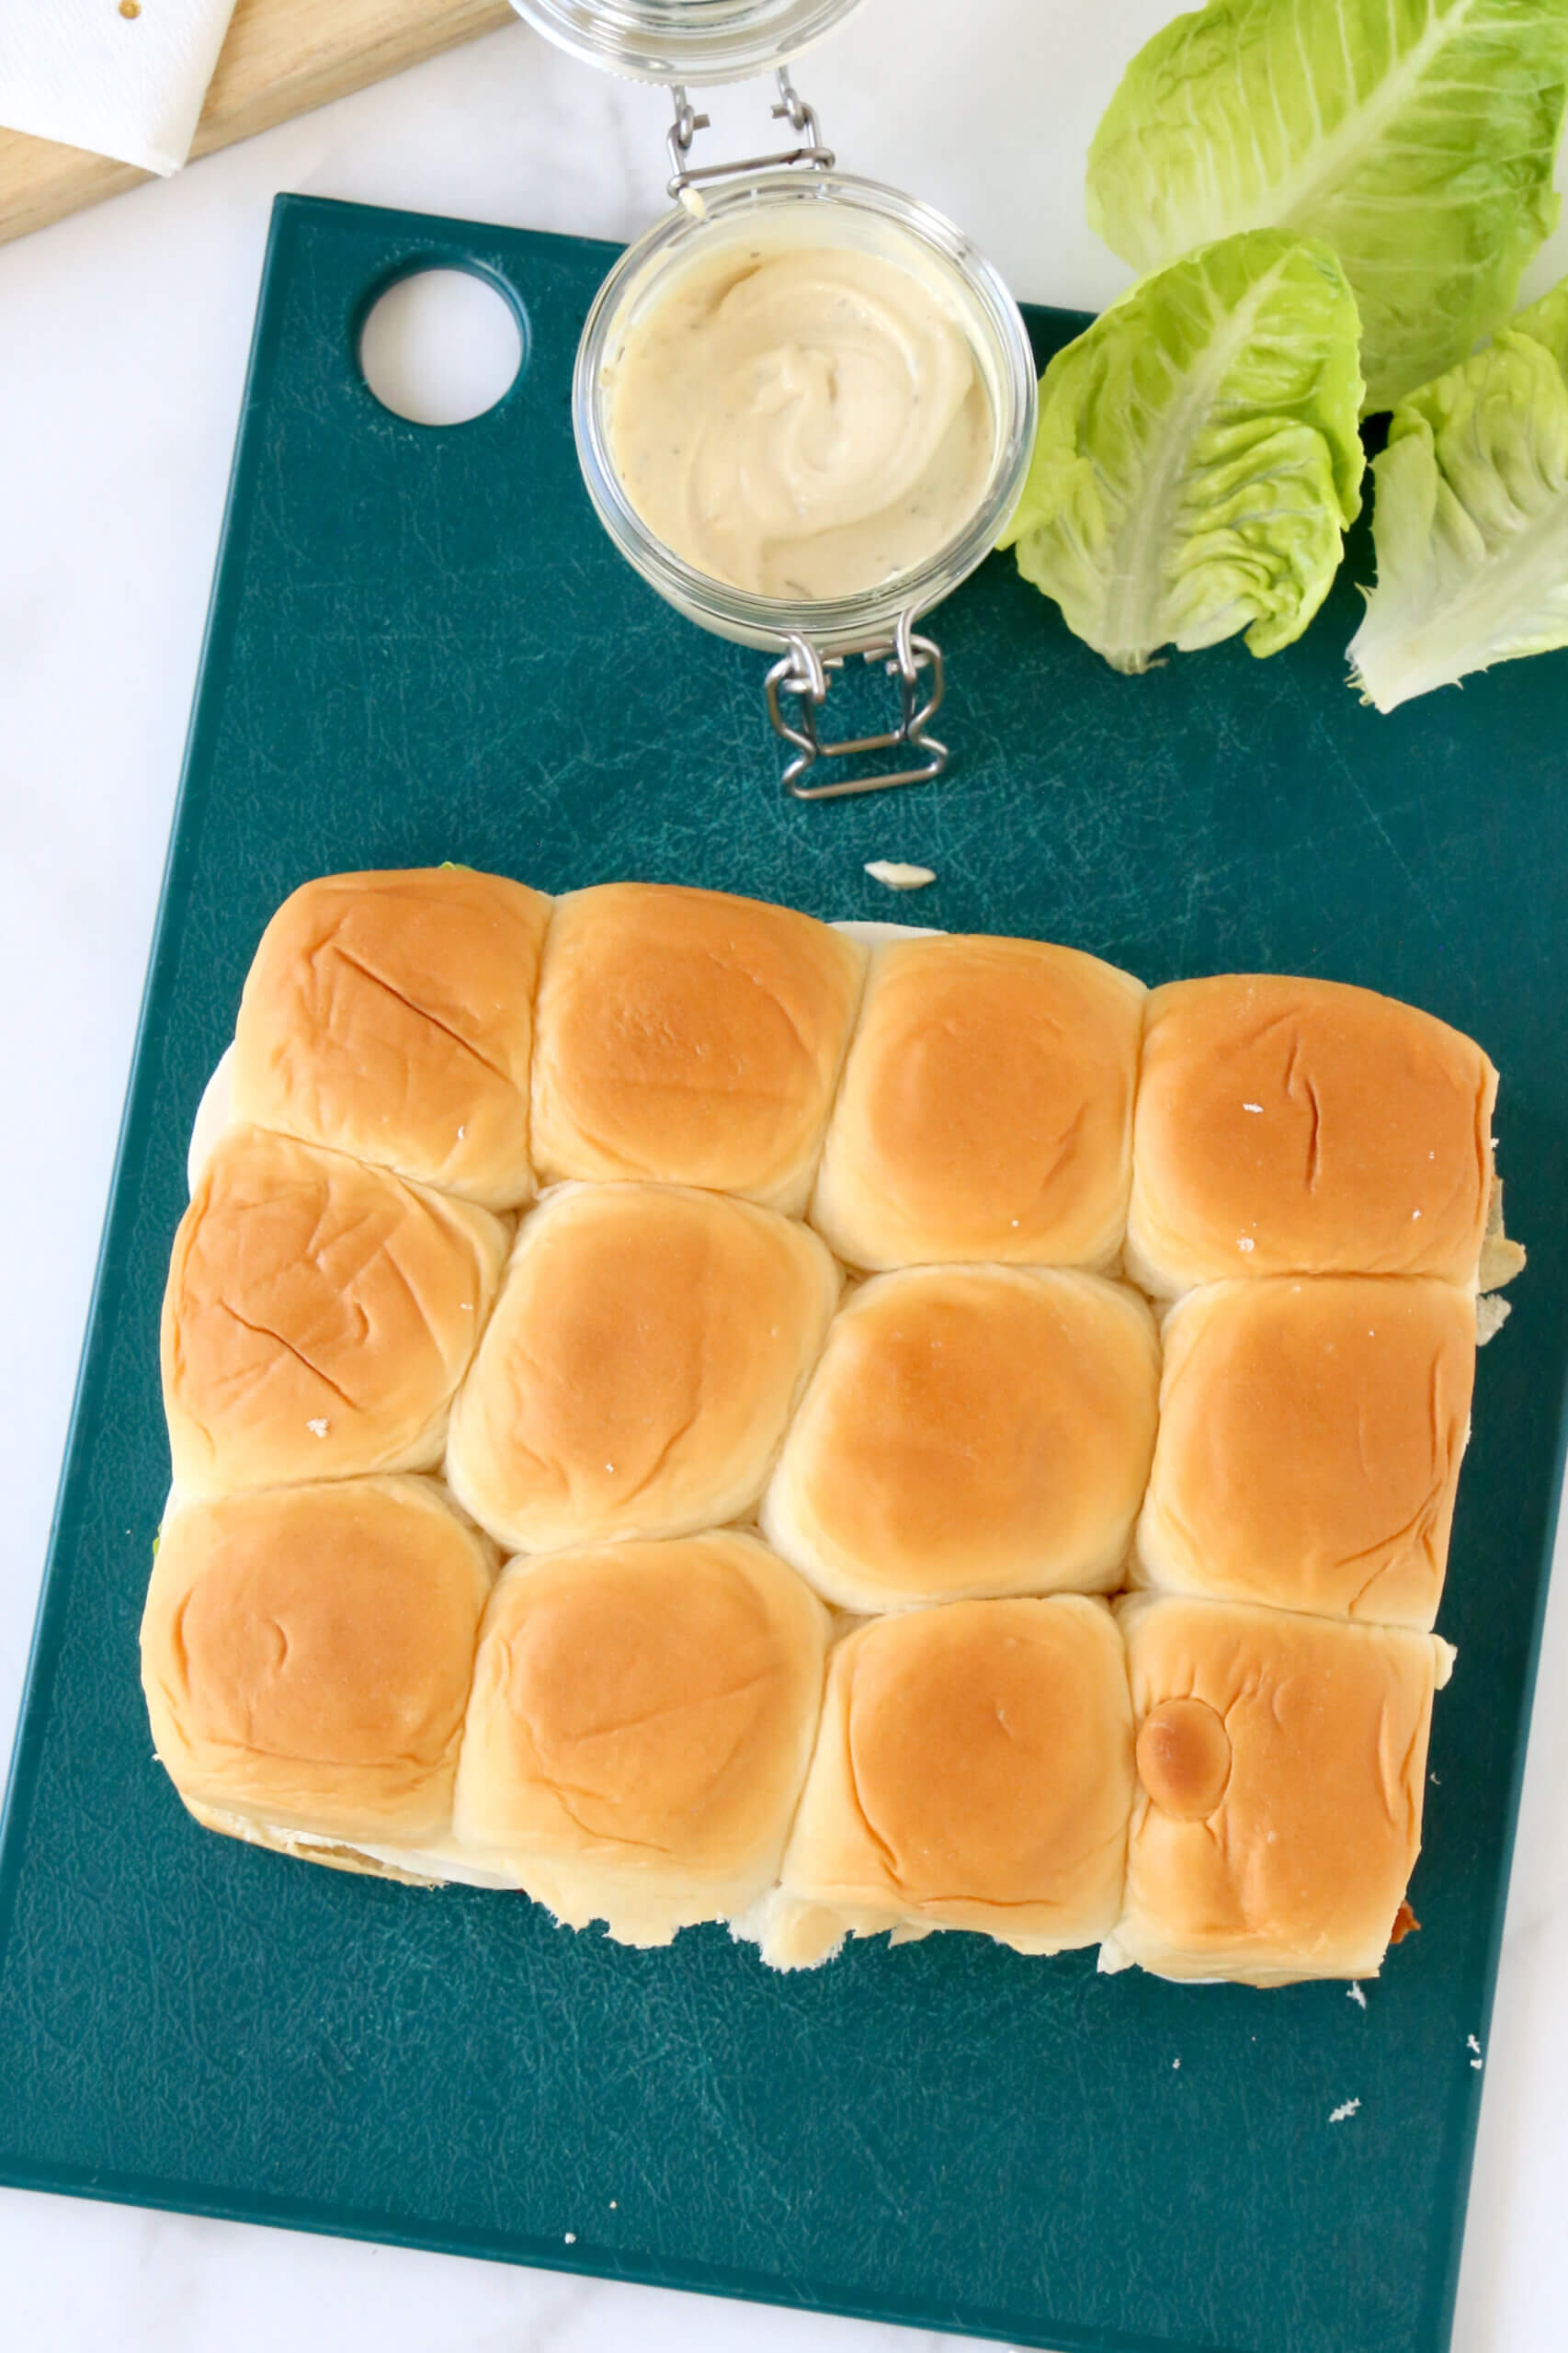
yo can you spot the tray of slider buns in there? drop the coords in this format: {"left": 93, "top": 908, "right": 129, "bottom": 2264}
{"left": 148, "top": 865, "right": 1523, "bottom": 1988}
{"left": 6, "top": 197, "right": 1568, "bottom": 2353}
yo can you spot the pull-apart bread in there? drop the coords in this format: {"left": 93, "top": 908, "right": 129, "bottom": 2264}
{"left": 1128, "top": 974, "right": 1500, "bottom": 1293}
{"left": 1105, "top": 1596, "right": 1452, "bottom": 1985}
{"left": 1136, "top": 1276, "right": 1476, "bottom": 1627}
{"left": 162, "top": 1124, "right": 508, "bottom": 1496}
{"left": 231, "top": 866, "right": 551, "bottom": 1211}
{"left": 762, "top": 1266, "right": 1158, "bottom": 1610}
{"left": 141, "top": 866, "right": 1523, "bottom": 1985}
{"left": 141, "top": 1478, "right": 496, "bottom": 1877}
{"left": 529, "top": 882, "right": 865, "bottom": 1214}
{"left": 453, "top": 1532, "right": 829, "bottom": 1944}
{"left": 760, "top": 1596, "right": 1133, "bottom": 1966}
{"left": 447, "top": 1182, "right": 839, "bottom": 1551}
{"left": 809, "top": 933, "right": 1143, "bottom": 1270}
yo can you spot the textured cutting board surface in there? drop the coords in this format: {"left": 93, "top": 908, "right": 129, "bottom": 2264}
{"left": 2, "top": 193, "right": 1565, "bottom": 2353}
{"left": 0, "top": 0, "right": 512, "bottom": 244}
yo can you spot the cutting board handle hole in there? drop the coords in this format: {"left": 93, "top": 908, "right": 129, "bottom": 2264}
{"left": 358, "top": 266, "right": 527, "bottom": 427}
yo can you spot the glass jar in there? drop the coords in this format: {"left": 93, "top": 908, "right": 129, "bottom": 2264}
{"left": 574, "top": 173, "right": 1035, "bottom": 657}
{"left": 522, "top": 0, "right": 1039, "bottom": 796}
{"left": 511, "top": 0, "right": 869, "bottom": 85}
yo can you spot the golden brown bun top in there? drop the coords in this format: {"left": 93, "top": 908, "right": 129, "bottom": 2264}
{"left": 765, "top": 1266, "right": 1159, "bottom": 1607}
{"left": 1118, "top": 1594, "right": 1443, "bottom": 1979}
{"left": 1144, "top": 1276, "right": 1475, "bottom": 1626}
{"left": 529, "top": 884, "right": 866, "bottom": 1212}
{"left": 162, "top": 1125, "right": 509, "bottom": 1497}
{"left": 446, "top": 1182, "right": 838, "bottom": 1550}
{"left": 232, "top": 868, "right": 551, "bottom": 1210}
{"left": 1130, "top": 975, "right": 1496, "bottom": 1290}
{"left": 141, "top": 1478, "right": 495, "bottom": 1837}
{"left": 811, "top": 933, "right": 1144, "bottom": 1268}
{"left": 454, "top": 1532, "right": 829, "bottom": 1870}
{"left": 809, "top": 1597, "right": 1133, "bottom": 1908}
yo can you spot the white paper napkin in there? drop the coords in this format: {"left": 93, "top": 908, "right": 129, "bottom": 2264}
{"left": 0, "top": 0, "right": 239, "bottom": 176}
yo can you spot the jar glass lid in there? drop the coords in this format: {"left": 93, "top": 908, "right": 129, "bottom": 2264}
{"left": 510, "top": 0, "right": 869, "bottom": 85}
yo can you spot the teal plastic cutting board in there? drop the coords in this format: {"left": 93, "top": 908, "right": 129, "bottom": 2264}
{"left": 2, "top": 194, "right": 1565, "bottom": 2353}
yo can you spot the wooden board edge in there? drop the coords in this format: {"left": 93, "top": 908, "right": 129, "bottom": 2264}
{"left": 0, "top": 0, "right": 517, "bottom": 249}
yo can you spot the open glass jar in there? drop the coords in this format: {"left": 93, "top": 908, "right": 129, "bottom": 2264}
{"left": 512, "top": 0, "right": 868, "bottom": 84}
{"left": 515, "top": 0, "right": 1038, "bottom": 797}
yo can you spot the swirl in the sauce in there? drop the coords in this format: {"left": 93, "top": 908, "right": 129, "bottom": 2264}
{"left": 606, "top": 242, "right": 994, "bottom": 601}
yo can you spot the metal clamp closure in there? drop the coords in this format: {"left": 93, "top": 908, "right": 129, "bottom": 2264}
{"left": 666, "top": 70, "right": 835, "bottom": 199}
{"left": 766, "top": 612, "right": 949, "bottom": 800}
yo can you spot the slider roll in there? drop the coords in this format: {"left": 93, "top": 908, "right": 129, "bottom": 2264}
{"left": 231, "top": 867, "right": 551, "bottom": 1211}
{"left": 1104, "top": 1595, "right": 1451, "bottom": 1985}
{"left": 140, "top": 1477, "right": 496, "bottom": 1859}
{"left": 445, "top": 1182, "right": 840, "bottom": 1552}
{"left": 811, "top": 933, "right": 1145, "bottom": 1270}
{"left": 143, "top": 867, "right": 1514, "bottom": 1984}
{"left": 529, "top": 883, "right": 866, "bottom": 1213}
{"left": 762, "top": 1266, "right": 1159, "bottom": 1610}
{"left": 767, "top": 1597, "right": 1135, "bottom": 1964}
{"left": 452, "top": 1532, "right": 830, "bottom": 1946}
{"left": 1128, "top": 974, "right": 1498, "bottom": 1294}
{"left": 1136, "top": 1275, "right": 1475, "bottom": 1627}
{"left": 162, "top": 1125, "right": 509, "bottom": 1497}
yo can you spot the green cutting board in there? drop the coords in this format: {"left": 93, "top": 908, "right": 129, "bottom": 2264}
{"left": 2, "top": 193, "right": 1564, "bottom": 2353}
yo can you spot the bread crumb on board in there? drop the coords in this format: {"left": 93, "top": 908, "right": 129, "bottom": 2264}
{"left": 1329, "top": 2098, "right": 1361, "bottom": 2124}
{"left": 1476, "top": 1293, "right": 1512, "bottom": 1345}
{"left": 864, "top": 860, "right": 936, "bottom": 891}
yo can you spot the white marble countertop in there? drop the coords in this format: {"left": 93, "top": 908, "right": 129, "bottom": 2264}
{"left": 2, "top": 4, "right": 1565, "bottom": 2347}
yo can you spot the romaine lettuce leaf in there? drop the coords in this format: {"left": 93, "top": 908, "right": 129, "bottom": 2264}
{"left": 1086, "top": 0, "right": 1568, "bottom": 413}
{"left": 1348, "top": 278, "right": 1568, "bottom": 708}
{"left": 1000, "top": 230, "right": 1364, "bottom": 673}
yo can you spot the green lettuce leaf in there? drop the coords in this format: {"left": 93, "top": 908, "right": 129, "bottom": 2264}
{"left": 1000, "top": 230, "right": 1364, "bottom": 674}
{"left": 1348, "top": 278, "right": 1568, "bottom": 708}
{"left": 1086, "top": 0, "right": 1568, "bottom": 413}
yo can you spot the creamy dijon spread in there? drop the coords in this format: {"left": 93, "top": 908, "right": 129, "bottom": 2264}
{"left": 604, "top": 239, "right": 994, "bottom": 601}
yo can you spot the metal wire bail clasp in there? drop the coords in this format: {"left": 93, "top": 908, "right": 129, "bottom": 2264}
{"left": 666, "top": 70, "right": 835, "bottom": 200}
{"left": 766, "top": 612, "right": 949, "bottom": 801}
